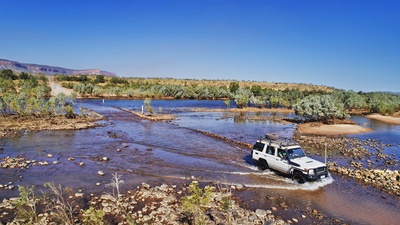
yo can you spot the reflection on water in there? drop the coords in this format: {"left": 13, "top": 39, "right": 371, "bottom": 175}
{"left": 1, "top": 100, "right": 399, "bottom": 224}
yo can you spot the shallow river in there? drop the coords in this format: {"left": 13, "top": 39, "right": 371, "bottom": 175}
{"left": 1, "top": 99, "right": 399, "bottom": 225}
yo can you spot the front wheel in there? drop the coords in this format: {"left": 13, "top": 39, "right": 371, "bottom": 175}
{"left": 257, "top": 160, "right": 269, "bottom": 170}
{"left": 292, "top": 171, "right": 305, "bottom": 184}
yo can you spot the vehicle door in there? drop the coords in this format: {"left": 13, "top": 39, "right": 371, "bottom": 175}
{"left": 273, "top": 148, "right": 290, "bottom": 173}
{"left": 252, "top": 142, "right": 266, "bottom": 160}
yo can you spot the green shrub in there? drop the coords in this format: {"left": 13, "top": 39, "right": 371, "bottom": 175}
{"left": 14, "top": 185, "right": 38, "bottom": 223}
{"left": 181, "top": 181, "right": 215, "bottom": 225}
{"left": 82, "top": 207, "right": 105, "bottom": 225}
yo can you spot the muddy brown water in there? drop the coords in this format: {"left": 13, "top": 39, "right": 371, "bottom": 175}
{"left": 1, "top": 100, "right": 399, "bottom": 224}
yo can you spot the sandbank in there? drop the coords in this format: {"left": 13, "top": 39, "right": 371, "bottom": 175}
{"left": 297, "top": 123, "right": 372, "bottom": 136}
{"left": 366, "top": 114, "right": 400, "bottom": 125}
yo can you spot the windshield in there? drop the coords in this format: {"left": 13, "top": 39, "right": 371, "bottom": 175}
{"left": 287, "top": 148, "right": 306, "bottom": 159}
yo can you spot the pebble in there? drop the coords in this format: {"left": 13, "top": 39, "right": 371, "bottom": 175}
{"left": 75, "top": 193, "right": 84, "bottom": 198}
{"left": 98, "top": 171, "right": 105, "bottom": 176}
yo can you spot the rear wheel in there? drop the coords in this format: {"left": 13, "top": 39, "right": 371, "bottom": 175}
{"left": 293, "top": 171, "right": 305, "bottom": 184}
{"left": 257, "top": 160, "right": 269, "bottom": 170}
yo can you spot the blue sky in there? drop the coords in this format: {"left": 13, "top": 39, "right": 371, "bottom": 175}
{"left": 1, "top": 0, "right": 399, "bottom": 92}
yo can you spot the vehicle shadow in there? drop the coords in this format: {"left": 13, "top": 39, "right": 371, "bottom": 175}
{"left": 243, "top": 154, "right": 257, "bottom": 167}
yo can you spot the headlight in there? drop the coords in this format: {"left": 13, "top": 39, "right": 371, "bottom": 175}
{"left": 308, "top": 169, "right": 315, "bottom": 175}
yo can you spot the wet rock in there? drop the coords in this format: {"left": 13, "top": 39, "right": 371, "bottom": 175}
{"left": 98, "top": 171, "right": 105, "bottom": 176}
{"left": 39, "top": 161, "right": 49, "bottom": 166}
{"left": 75, "top": 193, "right": 84, "bottom": 198}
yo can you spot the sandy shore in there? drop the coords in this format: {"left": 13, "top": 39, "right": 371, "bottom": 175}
{"left": 297, "top": 122, "right": 372, "bottom": 136}
{"left": 367, "top": 113, "right": 400, "bottom": 125}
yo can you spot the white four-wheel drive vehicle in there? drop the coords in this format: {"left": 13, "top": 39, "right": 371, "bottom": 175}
{"left": 252, "top": 134, "right": 328, "bottom": 183}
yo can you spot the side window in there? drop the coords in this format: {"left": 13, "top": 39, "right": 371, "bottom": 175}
{"left": 278, "top": 149, "right": 286, "bottom": 159}
{"left": 253, "top": 142, "right": 265, "bottom": 152}
{"left": 267, "top": 146, "right": 275, "bottom": 156}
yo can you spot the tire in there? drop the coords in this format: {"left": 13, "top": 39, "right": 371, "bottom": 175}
{"left": 266, "top": 133, "right": 279, "bottom": 140}
{"left": 293, "top": 171, "right": 306, "bottom": 184}
{"left": 257, "top": 159, "right": 269, "bottom": 170}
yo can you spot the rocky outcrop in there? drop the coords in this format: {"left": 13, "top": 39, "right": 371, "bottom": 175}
{"left": 0, "top": 58, "right": 116, "bottom": 76}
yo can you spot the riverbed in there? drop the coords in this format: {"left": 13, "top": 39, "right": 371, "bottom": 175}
{"left": 1, "top": 99, "right": 399, "bottom": 224}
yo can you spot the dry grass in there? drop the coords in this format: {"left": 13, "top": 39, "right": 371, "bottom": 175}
{"left": 125, "top": 77, "right": 335, "bottom": 92}
{"left": 58, "top": 75, "right": 335, "bottom": 93}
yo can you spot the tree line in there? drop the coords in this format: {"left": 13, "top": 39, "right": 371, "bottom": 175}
{"left": 3, "top": 72, "right": 399, "bottom": 122}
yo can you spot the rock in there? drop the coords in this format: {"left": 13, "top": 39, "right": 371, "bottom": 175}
{"left": 100, "top": 194, "right": 113, "bottom": 201}
{"left": 75, "top": 193, "right": 84, "bottom": 198}
{"left": 141, "top": 183, "right": 150, "bottom": 189}
{"left": 253, "top": 209, "right": 265, "bottom": 219}
{"left": 102, "top": 157, "right": 109, "bottom": 161}
{"left": 292, "top": 217, "right": 299, "bottom": 223}
{"left": 98, "top": 171, "right": 105, "bottom": 176}
{"left": 103, "top": 206, "right": 111, "bottom": 213}
{"left": 39, "top": 161, "right": 49, "bottom": 166}
{"left": 235, "top": 183, "right": 244, "bottom": 190}
{"left": 46, "top": 154, "right": 53, "bottom": 158}
{"left": 276, "top": 219, "right": 285, "bottom": 225}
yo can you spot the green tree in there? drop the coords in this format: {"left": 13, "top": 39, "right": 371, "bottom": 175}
{"left": 94, "top": 75, "right": 105, "bottom": 84}
{"left": 294, "top": 94, "right": 349, "bottom": 122}
{"left": 19, "top": 72, "right": 30, "bottom": 80}
{"left": 234, "top": 88, "right": 253, "bottom": 108}
{"left": 0, "top": 69, "right": 17, "bottom": 80}
{"left": 251, "top": 85, "right": 262, "bottom": 96}
{"left": 181, "top": 181, "right": 215, "bottom": 225}
{"left": 229, "top": 82, "right": 239, "bottom": 93}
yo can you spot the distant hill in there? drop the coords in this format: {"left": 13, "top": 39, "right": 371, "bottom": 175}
{"left": 0, "top": 59, "right": 116, "bottom": 76}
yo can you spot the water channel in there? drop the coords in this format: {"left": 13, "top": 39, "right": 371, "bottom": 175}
{"left": 1, "top": 99, "right": 399, "bottom": 224}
